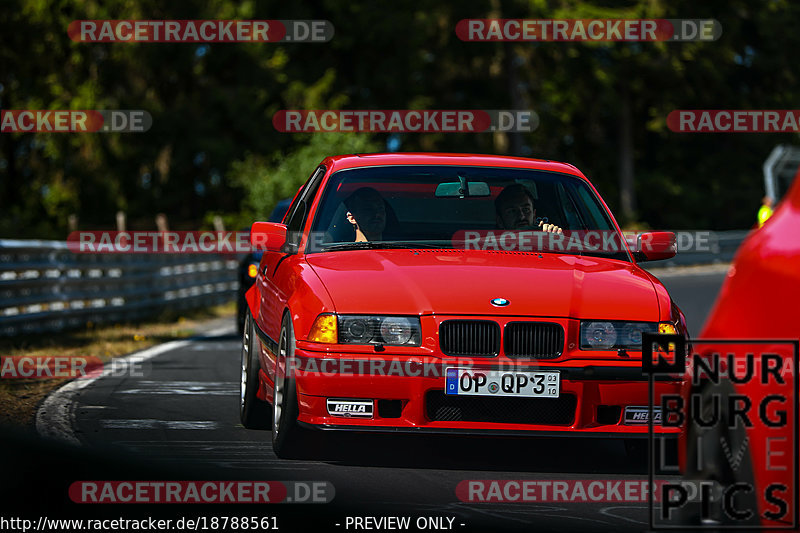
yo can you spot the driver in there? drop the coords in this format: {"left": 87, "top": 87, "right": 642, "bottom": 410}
{"left": 495, "top": 184, "right": 562, "bottom": 233}
{"left": 344, "top": 187, "right": 387, "bottom": 242}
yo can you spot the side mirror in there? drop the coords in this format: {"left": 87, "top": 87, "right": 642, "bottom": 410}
{"left": 250, "top": 222, "right": 287, "bottom": 252}
{"left": 636, "top": 231, "right": 676, "bottom": 261}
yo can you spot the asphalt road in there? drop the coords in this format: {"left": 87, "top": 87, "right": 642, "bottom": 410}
{"left": 31, "top": 266, "right": 729, "bottom": 533}
{"left": 644, "top": 264, "right": 729, "bottom": 338}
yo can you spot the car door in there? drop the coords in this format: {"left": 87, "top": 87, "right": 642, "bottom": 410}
{"left": 256, "top": 165, "right": 327, "bottom": 378}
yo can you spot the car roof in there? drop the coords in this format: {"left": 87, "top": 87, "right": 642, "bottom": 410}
{"left": 322, "top": 153, "right": 585, "bottom": 178}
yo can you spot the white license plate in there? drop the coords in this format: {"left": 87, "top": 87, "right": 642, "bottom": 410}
{"left": 445, "top": 367, "right": 560, "bottom": 398}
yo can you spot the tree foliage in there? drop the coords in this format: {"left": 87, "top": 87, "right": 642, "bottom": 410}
{"left": 1, "top": 0, "right": 798, "bottom": 236}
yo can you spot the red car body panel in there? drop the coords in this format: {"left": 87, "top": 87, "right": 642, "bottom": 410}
{"left": 247, "top": 153, "right": 684, "bottom": 437}
{"left": 681, "top": 175, "right": 800, "bottom": 527}
{"left": 306, "top": 250, "right": 663, "bottom": 321}
{"left": 321, "top": 153, "right": 585, "bottom": 176}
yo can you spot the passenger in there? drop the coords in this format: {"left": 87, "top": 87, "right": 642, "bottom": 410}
{"left": 495, "top": 184, "right": 562, "bottom": 233}
{"left": 344, "top": 187, "right": 387, "bottom": 242}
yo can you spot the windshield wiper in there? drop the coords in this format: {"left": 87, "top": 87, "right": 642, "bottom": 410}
{"left": 320, "top": 240, "right": 449, "bottom": 252}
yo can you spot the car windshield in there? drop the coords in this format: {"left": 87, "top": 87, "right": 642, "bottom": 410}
{"left": 308, "top": 165, "right": 630, "bottom": 261}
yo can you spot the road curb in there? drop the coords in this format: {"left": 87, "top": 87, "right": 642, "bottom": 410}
{"left": 35, "top": 324, "right": 232, "bottom": 446}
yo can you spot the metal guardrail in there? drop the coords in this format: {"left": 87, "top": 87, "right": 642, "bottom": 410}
{"left": 0, "top": 230, "right": 750, "bottom": 336}
{"left": 0, "top": 239, "right": 238, "bottom": 336}
{"left": 648, "top": 230, "right": 750, "bottom": 268}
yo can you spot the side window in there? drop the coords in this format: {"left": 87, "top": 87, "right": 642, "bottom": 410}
{"left": 285, "top": 166, "right": 325, "bottom": 230}
{"left": 281, "top": 184, "right": 305, "bottom": 225}
{"left": 575, "top": 184, "right": 612, "bottom": 228}
{"left": 285, "top": 165, "right": 326, "bottom": 245}
{"left": 285, "top": 202, "right": 306, "bottom": 234}
{"left": 561, "top": 181, "right": 614, "bottom": 231}
{"left": 556, "top": 182, "right": 583, "bottom": 230}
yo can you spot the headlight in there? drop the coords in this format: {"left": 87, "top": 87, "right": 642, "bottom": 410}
{"left": 341, "top": 317, "right": 373, "bottom": 344}
{"left": 580, "top": 321, "right": 662, "bottom": 350}
{"left": 380, "top": 317, "right": 415, "bottom": 345}
{"left": 338, "top": 315, "right": 421, "bottom": 346}
{"left": 582, "top": 321, "right": 618, "bottom": 349}
{"left": 622, "top": 322, "right": 652, "bottom": 347}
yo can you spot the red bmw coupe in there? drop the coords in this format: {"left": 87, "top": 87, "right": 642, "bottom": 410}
{"left": 672, "top": 173, "right": 799, "bottom": 528}
{"left": 239, "top": 153, "right": 687, "bottom": 459}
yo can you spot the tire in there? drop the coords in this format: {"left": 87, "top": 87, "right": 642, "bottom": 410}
{"left": 236, "top": 292, "right": 246, "bottom": 334}
{"left": 271, "top": 313, "right": 311, "bottom": 459}
{"left": 673, "top": 380, "right": 759, "bottom": 527}
{"left": 239, "top": 311, "right": 271, "bottom": 429}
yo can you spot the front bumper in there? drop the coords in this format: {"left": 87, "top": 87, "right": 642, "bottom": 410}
{"left": 291, "top": 349, "right": 682, "bottom": 436}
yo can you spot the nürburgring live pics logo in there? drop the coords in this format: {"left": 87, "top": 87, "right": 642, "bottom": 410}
{"left": 643, "top": 334, "right": 798, "bottom": 529}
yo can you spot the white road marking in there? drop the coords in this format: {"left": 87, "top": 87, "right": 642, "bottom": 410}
{"left": 100, "top": 419, "right": 219, "bottom": 430}
{"left": 599, "top": 505, "right": 650, "bottom": 525}
{"left": 116, "top": 380, "right": 237, "bottom": 395}
{"left": 188, "top": 342, "right": 239, "bottom": 351}
{"left": 35, "top": 324, "right": 232, "bottom": 445}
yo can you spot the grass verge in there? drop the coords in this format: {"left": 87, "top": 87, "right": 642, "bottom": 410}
{"left": 0, "top": 301, "right": 235, "bottom": 429}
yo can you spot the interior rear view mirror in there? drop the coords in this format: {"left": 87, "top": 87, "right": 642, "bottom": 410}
{"left": 435, "top": 181, "right": 490, "bottom": 198}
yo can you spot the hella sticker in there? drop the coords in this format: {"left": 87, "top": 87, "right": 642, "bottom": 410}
{"left": 326, "top": 399, "right": 374, "bottom": 418}
{"left": 624, "top": 406, "right": 662, "bottom": 424}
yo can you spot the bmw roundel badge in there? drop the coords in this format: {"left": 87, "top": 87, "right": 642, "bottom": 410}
{"left": 490, "top": 298, "right": 510, "bottom": 307}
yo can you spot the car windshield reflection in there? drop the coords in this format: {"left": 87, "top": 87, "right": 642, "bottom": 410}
{"left": 308, "top": 165, "right": 631, "bottom": 261}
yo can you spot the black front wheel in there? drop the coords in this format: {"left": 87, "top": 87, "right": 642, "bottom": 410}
{"left": 239, "top": 311, "right": 271, "bottom": 429}
{"left": 673, "top": 380, "right": 759, "bottom": 528}
{"left": 271, "top": 313, "right": 313, "bottom": 458}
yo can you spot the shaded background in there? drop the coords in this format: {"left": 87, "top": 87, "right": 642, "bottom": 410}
{"left": 1, "top": 0, "right": 798, "bottom": 237}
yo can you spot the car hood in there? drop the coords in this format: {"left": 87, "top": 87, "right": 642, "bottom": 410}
{"left": 306, "top": 249, "right": 660, "bottom": 320}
